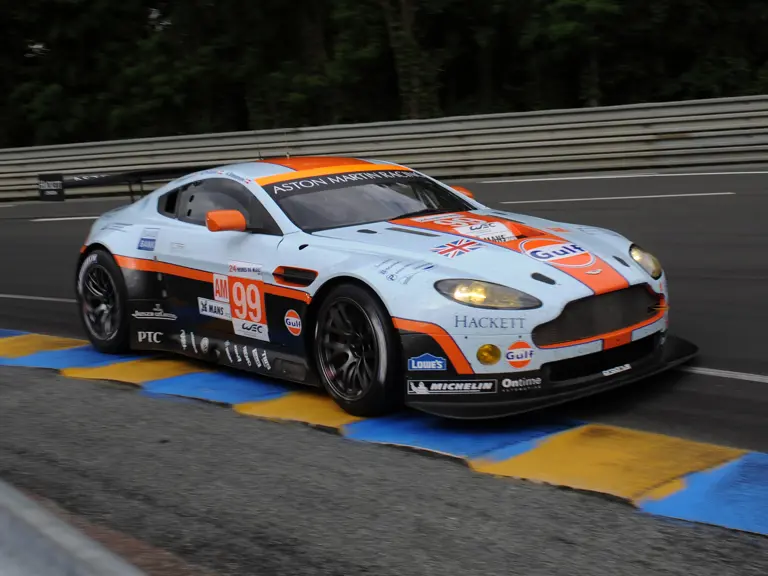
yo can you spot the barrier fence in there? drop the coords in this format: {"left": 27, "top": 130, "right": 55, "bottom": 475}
{"left": 1, "top": 94, "right": 767, "bottom": 200}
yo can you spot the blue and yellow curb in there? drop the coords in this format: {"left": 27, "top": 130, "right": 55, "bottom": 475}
{"left": 1, "top": 330, "right": 767, "bottom": 537}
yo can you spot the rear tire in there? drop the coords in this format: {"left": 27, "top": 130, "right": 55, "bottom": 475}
{"left": 313, "top": 283, "right": 402, "bottom": 417}
{"left": 75, "top": 249, "right": 131, "bottom": 354}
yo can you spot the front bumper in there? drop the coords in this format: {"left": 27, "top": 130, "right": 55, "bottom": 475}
{"left": 403, "top": 333, "right": 698, "bottom": 420}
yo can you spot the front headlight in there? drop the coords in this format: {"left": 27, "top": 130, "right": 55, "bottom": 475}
{"left": 629, "top": 244, "right": 663, "bottom": 279}
{"left": 434, "top": 279, "right": 542, "bottom": 310}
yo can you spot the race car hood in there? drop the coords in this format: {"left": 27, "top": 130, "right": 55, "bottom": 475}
{"left": 310, "top": 209, "right": 653, "bottom": 298}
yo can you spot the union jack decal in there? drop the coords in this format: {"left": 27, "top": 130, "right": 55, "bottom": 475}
{"left": 431, "top": 238, "right": 483, "bottom": 258}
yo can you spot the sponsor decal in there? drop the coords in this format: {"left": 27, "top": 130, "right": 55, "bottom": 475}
{"left": 233, "top": 344, "right": 242, "bottom": 363}
{"left": 180, "top": 330, "right": 188, "bottom": 351}
{"left": 502, "top": 377, "right": 542, "bottom": 391}
{"left": 252, "top": 348, "right": 262, "bottom": 369}
{"left": 454, "top": 221, "right": 516, "bottom": 243}
{"left": 190, "top": 332, "right": 198, "bottom": 354}
{"left": 233, "top": 320, "right": 270, "bottom": 342}
{"left": 132, "top": 303, "right": 177, "bottom": 321}
{"left": 137, "top": 331, "right": 163, "bottom": 344}
{"left": 137, "top": 228, "right": 159, "bottom": 251}
{"left": 243, "top": 346, "right": 252, "bottom": 367}
{"left": 519, "top": 238, "right": 596, "bottom": 268}
{"left": 224, "top": 340, "right": 234, "bottom": 363}
{"left": 408, "top": 353, "right": 447, "bottom": 371}
{"left": 264, "top": 170, "right": 422, "bottom": 194}
{"left": 77, "top": 253, "right": 99, "bottom": 295}
{"left": 225, "top": 171, "right": 249, "bottom": 183}
{"left": 228, "top": 261, "right": 262, "bottom": 278}
{"left": 374, "top": 259, "right": 435, "bottom": 285}
{"left": 454, "top": 315, "right": 525, "bottom": 330}
{"left": 431, "top": 238, "right": 483, "bottom": 258}
{"left": 602, "top": 363, "right": 631, "bottom": 377}
{"left": 261, "top": 350, "right": 271, "bottom": 371}
{"left": 213, "top": 274, "right": 230, "bottom": 302}
{"left": 506, "top": 341, "right": 534, "bottom": 369}
{"left": 284, "top": 310, "right": 302, "bottom": 336}
{"left": 200, "top": 337, "right": 210, "bottom": 354}
{"left": 585, "top": 269, "right": 602, "bottom": 275}
{"left": 38, "top": 180, "right": 63, "bottom": 192}
{"left": 407, "top": 380, "right": 497, "bottom": 395}
{"left": 100, "top": 222, "right": 132, "bottom": 232}
{"left": 412, "top": 214, "right": 485, "bottom": 227}
{"left": 198, "top": 297, "right": 231, "bottom": 320}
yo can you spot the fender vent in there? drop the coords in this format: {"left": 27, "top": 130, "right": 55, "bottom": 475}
{"left": 386, "top": 227, "right": 440, "bottom": 237}
{"left": 532, "top": 273, "right": 556, "bottom": 285}
{"left": 273, "top": 266, "right": 318, "bottom": 287}
{"left": 357, "top": 229, "right": 377, "bottom": 234}
{"left": 613, "top": 256, "right": 631, "bottom": 267}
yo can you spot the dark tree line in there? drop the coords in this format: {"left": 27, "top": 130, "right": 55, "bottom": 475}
{"left": 2, "top": 0, "right": 768, "bottom": 148}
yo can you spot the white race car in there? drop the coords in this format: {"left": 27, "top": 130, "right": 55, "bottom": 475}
{"left": 60, "top": 156, "right": 698, "bottom": 419}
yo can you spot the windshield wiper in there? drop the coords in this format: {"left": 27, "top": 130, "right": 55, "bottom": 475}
{"left": 395, "top": 208, "right": 452, "bottom": 220}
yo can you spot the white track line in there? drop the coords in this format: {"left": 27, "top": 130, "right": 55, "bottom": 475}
{"left": 30, "top": 216, "right": 99, "bottom": 222}
{"left": 679, "top": 366, "right": 768, "bottom": 384}
{"left": 500, "top": 192, "right": 735, "bottom": 204}
{"left": 0, "top": 293, "right": 76, "bottom": 304}
{"left": 484, "top": 170, "right": 768, "bottom": 183}
{"left": 0, "top": 205, "right": 16, "bottom": 208}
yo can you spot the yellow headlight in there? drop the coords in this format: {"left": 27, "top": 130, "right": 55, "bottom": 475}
{"left": 629, "top": 245, "right": 663, "bottom": 280}
{"left": 454, "top": 282, "right": 488, "bottom": 305}
{"left": 476, "top": 344, "right": 501, "bottom": 365}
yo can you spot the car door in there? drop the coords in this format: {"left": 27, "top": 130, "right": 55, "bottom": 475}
{"left": 152, "top": 177, "right": 286, "bottom": 359}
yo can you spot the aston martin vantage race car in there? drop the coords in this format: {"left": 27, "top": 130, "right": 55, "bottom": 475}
{"left": 69, "top": 156, "right": 698, "bottom": 419}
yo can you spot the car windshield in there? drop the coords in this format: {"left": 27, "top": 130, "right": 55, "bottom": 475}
{"left": 266, "top": 171, "right": 474, "bottom": 232}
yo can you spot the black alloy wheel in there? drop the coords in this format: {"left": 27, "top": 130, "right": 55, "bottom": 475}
{"left": 76, "top": 249, "right": 130, "bottom": 353}
{"left": 314, "top": 283, "right": 401, "bottom": 417}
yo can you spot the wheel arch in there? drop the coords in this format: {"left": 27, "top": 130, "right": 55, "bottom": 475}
{"left": 303, "top": 275, "right": 400, "bottom": 365}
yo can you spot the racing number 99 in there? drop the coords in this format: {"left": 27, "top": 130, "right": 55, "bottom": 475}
{"left": 230, "top": 278, "right": 264, "bottom": 323}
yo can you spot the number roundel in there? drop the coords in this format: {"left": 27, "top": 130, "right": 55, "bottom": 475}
{"left": 230, "top": 279, "right": 263, "bottom": 323}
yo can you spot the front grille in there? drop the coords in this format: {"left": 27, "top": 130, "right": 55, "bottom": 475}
{"left": 546, "top": 334, "right": 658, "bottom": 382}
{"left": 532, "top": 284, "right": 660, "bottom": 347}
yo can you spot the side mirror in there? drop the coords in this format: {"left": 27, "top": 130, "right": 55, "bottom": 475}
{"left": 452, "top": 185, "right": 474, "bottom": 199}
{"left": 206, "top": 209, "right": 247, "bottom": 232}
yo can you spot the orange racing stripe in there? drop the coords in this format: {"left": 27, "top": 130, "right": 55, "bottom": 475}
{"left": 393, "top": 317, "right": 474, "bottom": 374}
{"left": 255, "top": 164, "right": 412, "bottom": 187}
{"left": 389, "top": 212, "right": 630, "bottom": 295}
{"left": 258, "top": 157, "right": 375, "bottom": 171}
{"left": 114, "top": 256, "right": 312, "bottom": 303}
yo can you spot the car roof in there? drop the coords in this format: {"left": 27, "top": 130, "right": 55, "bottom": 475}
{"left": 216, "top": 156, "right": 404, "bottom": 180}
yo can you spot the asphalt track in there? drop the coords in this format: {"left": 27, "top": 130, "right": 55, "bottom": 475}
{"left": 2, "top": 172, "right": 768, "bottom": 574}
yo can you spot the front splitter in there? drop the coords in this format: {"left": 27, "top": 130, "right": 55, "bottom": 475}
{"left": 405, "top": 335, "right": 699, "bottom": 420}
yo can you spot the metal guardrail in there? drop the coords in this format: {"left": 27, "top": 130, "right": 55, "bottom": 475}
{"left": 2, "top": 94, "right": 768, "bottom": 200}
{"left": 0, "top": 478, "right": 145, "bottom": 575}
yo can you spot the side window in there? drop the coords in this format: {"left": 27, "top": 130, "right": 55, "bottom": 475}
{"left": 158, "top": 187, "right": 180, "bottom": 218}
{"left": 176, "top": 178, "right": 281, "bottom": 235}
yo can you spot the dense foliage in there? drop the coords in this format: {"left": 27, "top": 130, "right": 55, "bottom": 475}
{"left": 3, "top": 0, "right": 768, "bottom": 147}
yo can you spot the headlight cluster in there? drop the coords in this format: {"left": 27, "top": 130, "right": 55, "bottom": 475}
{"left": 629, "top": 244, "right": 663, "bottom": 279}
{"left": 434, "top": 279, "right": 542, "bottom": 310}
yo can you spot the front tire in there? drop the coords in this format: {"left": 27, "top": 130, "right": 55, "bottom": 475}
{"left": 75, "top": 249, "right": 131, "bottom": 354}
{"left": 313, "top": 284, "right": 402, "bottom": 417}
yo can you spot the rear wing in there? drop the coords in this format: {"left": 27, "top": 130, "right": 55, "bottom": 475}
{"left": 37, "top": 166, "right": 217, "bottom": 202}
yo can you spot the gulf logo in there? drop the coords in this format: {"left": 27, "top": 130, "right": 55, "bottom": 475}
{"left": 284, "top": 309, "right": 302, "bottom": 336}
{"left": 506, "top": 341, "right": 534, "bottom": 369}
{"left": 520, "top": 238, "right": 596, "bottom": 268}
